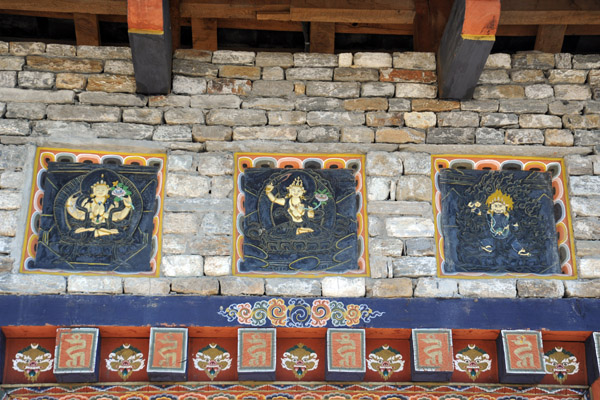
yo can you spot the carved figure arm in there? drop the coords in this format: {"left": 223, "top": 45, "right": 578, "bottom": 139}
{"left": 265, "top": 183, "right": 285, "bottom": 206}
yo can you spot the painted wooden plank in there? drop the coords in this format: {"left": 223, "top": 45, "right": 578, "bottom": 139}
{"left": 497, "top": 330, "right": 545, "bottom": 383}
{"left": 1, "top": 296, "right": 600, "bottom": 332}
{"left": 74, "top": 13, "right": 100, "bottom": 46}
{"left": 128, "top": 0, "right": 172, "bottom": 94}
{"left": 437, "top": 0, "right": 499, "bottom": 99}
{"left": 53, "top": 328, "right": 100, "bottom": 383}
{"left": 586, "top": 332, "right": 600, "bottom": 385}
{"left": 500, "top": 10, "right": 600, "bottom": 25}
{"left": 0, "top": 329, "right": 4, "bottom": 384}
{"left": 411, "top": 329, "right": 454, "bottom": 381}
{"left": 0, "top": 0, "right": 127, "bottom": 14}
{"left": 326, "top": 328, "right": 366, "bottom": 381}
{"left": 238, "top": 328, "right": 277, "bottom": 380}
{"left": 147, "top": 327, "right": 188, "bottom": 381}
{"left": 170, "top": 0, "right": 182, "bottom": 49}
{"left": 535, "top": 25, "right": 567, "bottom": 53}
{"left": 310, "top": 22, "right": 335, "bottom": 53}
{"left": 192, "top": 18, "right": 218, "bottom": 51}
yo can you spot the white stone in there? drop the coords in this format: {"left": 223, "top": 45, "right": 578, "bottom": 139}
{"left": 68, "top": 276, "right": 122, "bottom": 294}
{"left": 354, "top": 52, "right": 392, "bottom": 68}
{"left": 393, "top": 52, "right": 436, "bottom": 70}
{"left": 123, "top": 278, "right": 171, "bottom": 295}
{"left": 414, "top": 278, "right": 458, "bottom": 297}
{"left": 166, "top": 174, "right": 210, "bottom": 197}
{"left": 459, "top": 280, "right": 517, "bottom": 298}
{"left": 367, "top": 177, "right": 391, "bottom": 201}
{"left": 525, "top": 84, "right": 554, "bottom": 99}
{"left": 0, "top": 274, "right": 66, "bottom": 294}
{"left": 338, "top": 53, "right": 353, "bottom": 67}
{"left": 366, "top": 151, "right": 403, "bottom": 176}
{"left": 322, "top": 277, "right": 366, "bottom": 297}
{"left": 203, "top": 256, "right": 231, "bottom": 276}
{"left": 395, "top": 175, "right": 432, "bottom": 201}
{"left": 265, "top": 278, "right": 321, "bottom": 296}
{"left": 577, "top": 258, "right": 600, "bottom": 278}
{"left": 392, "top": 257, "right": 436, "bottom": 277}
{"left": 386, "top": 217, "right": 434, "bottom": 238}
{"left": 395, "top": 83, "right": 437, "bottom": 99}
{"left": 485, "top": 53, "right": 511, "bottom": 69}
{"left": 196, "top": 153, "right": 234, "bottom": 175}
{"left": 404, "top": 112, "right": 436, "bottom": 129}
{"left": 162, "top": 254, "right": 203, "bottom": 277}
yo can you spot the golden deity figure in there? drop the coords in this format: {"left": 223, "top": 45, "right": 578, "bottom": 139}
{"left": 66, "top": 175, "right": 134, "bottom": 237}
{"left": 265, "top": 177, "right": 315, "bottom": 235}
{"left": 468, "top": 188, "right": 530, "bottom": 256}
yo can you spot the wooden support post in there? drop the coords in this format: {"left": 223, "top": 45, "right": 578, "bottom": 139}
{"left": 74, "top": 13, "right": 100, "bottom": 46}
{"left": 192, "top": 18, "right": 218, "bottom": 51}
{"left": 413, "top": 0, "right": 452, "bottom": 52}
{"left": 310, "top": 22, "right": 335, "bottom": 53}
{"left": 437, "top": 0, "right": 500, "bottom": 100}
{"left": 127, "top": 0, "right": 172, "bottom": 94}
{"left": 535, "top": 25, "right": 567, "bottom": 53}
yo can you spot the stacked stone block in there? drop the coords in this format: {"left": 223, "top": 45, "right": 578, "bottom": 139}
{"left": 0, "top": 42, "right": 598, "bottom": 298}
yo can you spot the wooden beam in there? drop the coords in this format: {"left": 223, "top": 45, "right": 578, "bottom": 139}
{"left": 192, "top": 18, "right": 217, "bottom": 50}
{"left": 413, "top": 0, "right": 453, "bottom": 52}
{"left": 290, "top": 0, "right": 415, "bottom": 24}
{"left": 128, "top": 0, "right": 172, "bottom": 94}
{"left": 335, "top": 23, "right": 413, "bottom": 35}
{"left": 535, "top": 25, "right": 567, "bottom": 53}
{"left": 500, "top": 10, "right": 600, "bottom": 25}
{"left": 74, "top": 13, "right": 100, "bottom": 46}
{"left": 218, "top": 18, "right": 303, "bottom": 32}
{"left": 180, "top": 1, "right": 288, "bottom": 19}
{"left": 310, "top": 22, "right": 335, "bottom": 53}
{"left": 496, "top": 25, "right": 537, "bottom": 36}
{"left": 438, "top": 0, "right": 500, "bottom": 100}
{"left": 567, "top": 25, "right": 600, "bottom": 35}
{"left": 171, "top": 0, "right": 181, "bottom": 49}
{"left": 0, "top": 0, "right": 126, "bottom": 15}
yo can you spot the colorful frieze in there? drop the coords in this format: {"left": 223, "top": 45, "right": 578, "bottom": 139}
{"left": 453, "top": 344, "right": 492, "bottom": 382}
{"left": 432, "top": 155, "right": 576, "bottom": 279}
{"left": 99, "top": 338, "right": 148, "bottom": 382}
{"left": 498, "top": 330, "right": 545, "bottom": 383}
{"left": 544, "top": 347, "right": 580, "bottom": 384}
{"left": 237, "top": 328, "right": 277, "bottom": 380}
{"left": 20, "top": 147, "right": 166, "bottom": 277}
{"left": 233, "top": 153, "right": 369, "bottom": 277}
{"left": 218, "top": 298, "right": 384, "bottom": 327}
{"left": 3, "top": 383, "right": 587, "bottom": 400}
{"left": 54, "top": 328, "right": 100, "bottom": 382}
{"left": 367, "top": 344, "right": 406, "bottom": 381}
{"left": 105, "top": 344, "right": 146, "bottom": 381}
{"left": 411, "top": 329, "right": 454, "bottom": 381}
{"left": 326, "top": 328, "right": 366, "bottom": 381}
{"left": 147, "top": 327, "right": 188, "bottom": 381}
{"left": 451, "top": 339, "right": 498, "bottom": 383}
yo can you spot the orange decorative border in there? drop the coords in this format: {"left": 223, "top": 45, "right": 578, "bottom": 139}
{"left": 19, "top": 147, "right": 166, "bottom": 277}
{"left": 233, "top": 153, "right": 369, "bottom": 278}
{"left": 432, "top": 154, "right": 577, "bottom": 279}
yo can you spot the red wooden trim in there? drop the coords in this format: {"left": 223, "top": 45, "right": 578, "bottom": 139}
{"left": 127, "top": 0, "right": 164, "bottom": 33}
{"left": 592, "top": 378, "right": 600, "bottom": 400}
{"left": 463, "top": 0, "right": 500, "bottom": 37}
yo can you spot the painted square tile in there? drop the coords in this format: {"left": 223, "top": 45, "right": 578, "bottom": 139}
{"left": 233, "top": 153, "right": 369, "bottom": 277}
{"left": 20, "top": 148, "right": 166, "bottom": 277}
{"left": 433, "top": 155, "right": 576, "bottom": 278}
{"left": 54, "top": 328, "right": 100, "bottom": 382}
{"left": 147, "top": 327, "right": 188, "bottom": 381}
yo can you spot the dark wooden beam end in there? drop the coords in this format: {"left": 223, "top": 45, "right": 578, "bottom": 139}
{"left": 437, "top": 0, "right": 500, "bottom": 100}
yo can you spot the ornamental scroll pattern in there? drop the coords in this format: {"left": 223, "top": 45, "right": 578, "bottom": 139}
{"left": 218, "top": 298, "right": 384, "bottom": 327}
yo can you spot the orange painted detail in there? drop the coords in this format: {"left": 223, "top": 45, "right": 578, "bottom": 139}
{"left": 150, "top": 331, "right": 185, "bottom": 368}
{"left": 56, "top": 330, "right": 96, "bottom": 370}
{"left": 591, "top": 378, "right": 600, "bottom": 400}
{"left": 463, "top": 0, "right": 500, "bottom": 37}
{"left": 329, "top": 331, "right": 364, "bottom": 370}
{"left": 504, "top": 332, "right": 543, "bottom": 371}
{"left": 127, "top": 0, "right": 164, "bottom": 33}
{"left": 415, "top": 331, "right": 454, "bottom": 372}
{"left": 239, "top": 331, "right": 274, "bottom": 369}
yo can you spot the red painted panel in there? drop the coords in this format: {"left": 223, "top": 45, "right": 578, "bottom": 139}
{"left": 276, "top": 338, "right": 325, "bottom": 381}
{"left": 451, "top": 339, "right": 498, "bottom": 383}
{"left": 99, "top": 338, "right": 148, "bottom": 382}
{"left": 127, "top": 0, "right": 164, "bottom": 33}
{"left": 364, "top": 339, "right": 411, "bottom": 382}
{"left": 188, "top": 338, "right": 237, "bottom": 381}
{"left": 4, "top": 338, "right": 56, "bottom": 384}
{"left": 541, "top": 341, "right": 587, "bottom": 385}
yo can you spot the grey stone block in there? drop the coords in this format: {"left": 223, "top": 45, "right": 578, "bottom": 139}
{"left": 6, "top": 103, "right": 45, "bottom": 120}
{"left": 251, "top": 80, "right": 294, "bottom": 97}
{"left": 476, "top": 127, "right": 505, "bottom": 144}
{"left": 207, "top": 109, "right": 266, "bottom": 126}
{"left": 286, "top": 67, "right": 333, "bottom": 81}
{"left": 68, "top": 276, "right": 122, "bottom": 294}
{"left": 0, "top": 274, "right": 66, "bottom": 294}
{"left": 426, "top": 127, "right": 475, "bottom": 144}
{"left": 366, "top": 151, "right": 403, "bottom": 176}
{"left": 153, "top": 125, "right": 192, "bottom": 141}
{"left": 191, "top": 95, "right": 241, "bottom": 109}
{"left": 414, "top": 278, "right": 458, "bottom": 298}
{"left": 265, "top": 278, "right": 321, "bottom": 296}
{"left": 437, "top": 111, "right": 479, "bottom": 127}
{"left": 0, "top": 87, "right": 74, "bottom": 103}
{"left": 123, "top": 278, "right": 170, "bottom": 296}
{"left": 362, "top": 82, "right": 395, "bottom": 97}
{"left": 297, "top": 126, "right": 338, "bottom": 142}
{"left": 219, "top": 277, "right": 264, "bottom": 295}
{"left": 18, "top": 71, "right": 54, "bottom": 89}
{"left": 233, "top": 126, "right": 296, "bottom": 141}
{"left": 164, "top": 108, "right": 205, "bottom": 125}
{"left": 212, "top": 50, "right": 255, "bottom": 65}
{"left": 122, "top": 108, "right": 163, "bottom": 125}
{"left": 93, "top": 122, "right": 154, "bottom": 140}
{"left": 173, "top": 59, "right": 219, "bottom": 77}
{"left": 172, "top": 75, "right": 207, "bottom": 95}
{"left": 334, "top": 68, "right": 379, "bottom": 82}
{"left": 306, "top": 81, "right": 360, "bottom": 98}
{"left": 166, "top": 173, "right": 210, "bottom": 197}
{"left": 405, "top": 238, "right": 435, "bottom": 256}
{"left": 459, "top": 280, "right": 517, "bottom": 298}
{"left": 499, "top": 99, "right": 548, "bottom": 113}
{"left": 307, "top": 111, "right": 364, "bottom": 126}
{"left": 242, "top": 98, "right": 294, "bottom": 110}
{"left": 47, "top": 105, "right": 120, "bottom": 122}
{"left": 517, "top": 280, "right": 564, "bottom": 298}
{"left": 171, "top": 277, "right": 219, "bottom": 295}
{"left": 386, "top": 217, "right": 434, "bottom": 237}
{"left": 162, "top": 254, "right": 203, "bottom": 277}
{"left": 295, "top": 97, "right": 342, "bottom": 111}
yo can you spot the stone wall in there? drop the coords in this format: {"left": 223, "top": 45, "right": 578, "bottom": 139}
{"left": 0, "top": 42, "right": 598, "bottom": 298}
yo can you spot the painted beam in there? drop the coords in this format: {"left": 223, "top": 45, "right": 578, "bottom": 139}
{"left": 0, "top": 328, "right": 4, "bottom": 384}
{"left": 127, "top": 0, "right": 172, "bottom": 94}
{"left": 1, "top": 295, "right": 600, "bottom": 332}
{"left": 437, "top": 0, "right": 500, "bottom": 100}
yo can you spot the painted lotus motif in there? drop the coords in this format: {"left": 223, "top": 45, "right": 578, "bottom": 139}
{"left": 106, "top": 344, "right": 145, "bottom": 381}
{"left": 281, "top": 343, "right": 319, "bottom": 380}
{"left": 12, "top": 343, "right": 54, "bottom": 382}
{"left": 193, "top": 343, "right": 232, "bottom": 381}
{"left": 544, "top": 347, "right": 579, "bottom": 384}
{"left": 366, "top": 345, "right": 405, "bottom": 380}
{"left": 453, "top": 345, "right": 492, "bottom": 381}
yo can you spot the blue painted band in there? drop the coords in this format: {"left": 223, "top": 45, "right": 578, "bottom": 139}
{"left": 1, "top": 295, "right": 599, "bottom": 331}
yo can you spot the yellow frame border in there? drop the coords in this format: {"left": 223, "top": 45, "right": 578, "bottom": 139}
{"left": 431, "top": 154, "right": 577, "bottom": 280}
{"left": 232, "top": 152, "right": 370, "bottom": 278}
{"left": 19, "top": 147, "right": 167, "bottom": 278}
